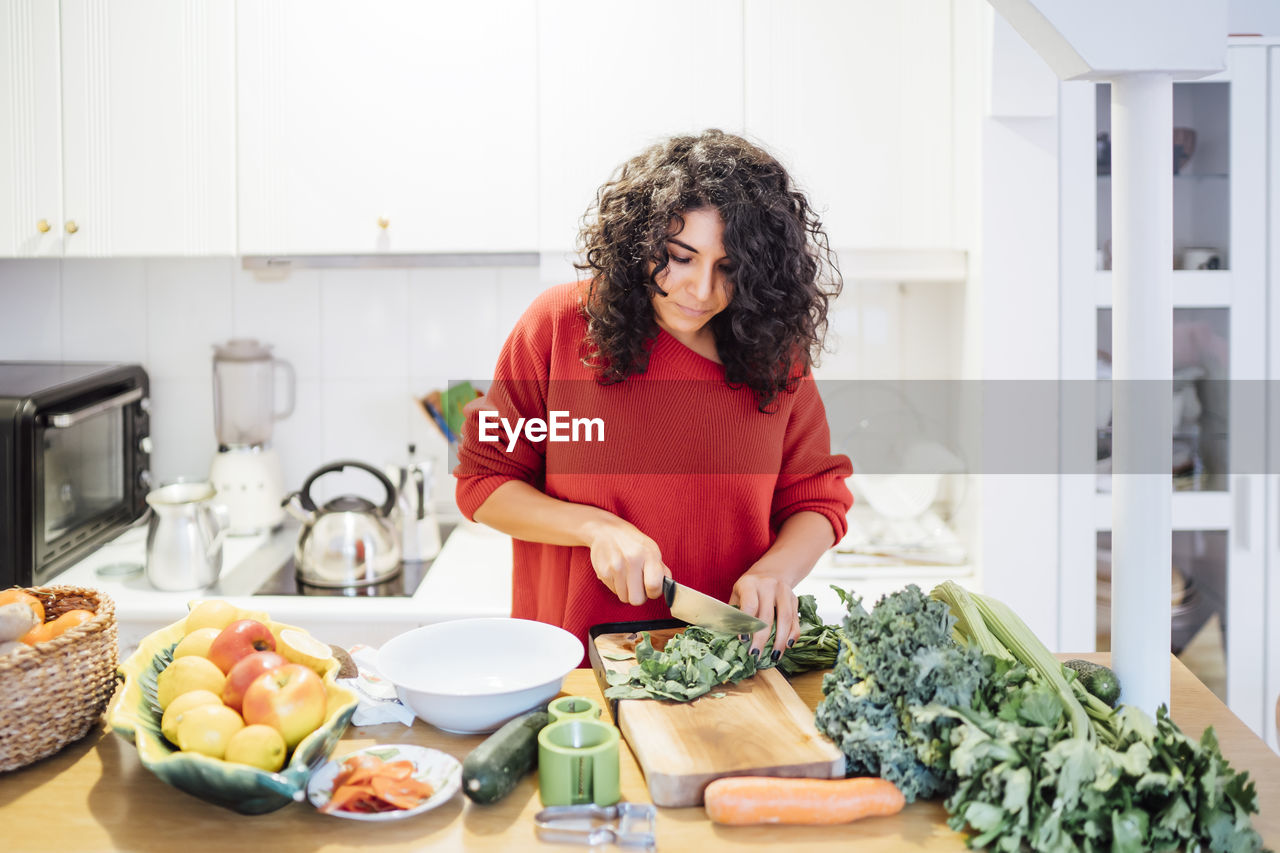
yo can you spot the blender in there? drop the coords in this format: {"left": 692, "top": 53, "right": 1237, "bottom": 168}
{"left": 208, "top": 339, "right": 295, "bottom": 535}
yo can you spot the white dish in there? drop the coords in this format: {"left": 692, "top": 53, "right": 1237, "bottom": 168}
{"left": 307, "top": 744, "right": 461, "bottom": 821}
{"left": 376, "top": 617, "right": 583, "bottom": 733}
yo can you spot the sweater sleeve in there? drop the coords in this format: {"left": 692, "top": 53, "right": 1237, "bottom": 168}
{"left": 770, "top": 376, "right": 854, "bottom": 543}
{"left": 452, "top": 296, "right": 555, "bottom": 521}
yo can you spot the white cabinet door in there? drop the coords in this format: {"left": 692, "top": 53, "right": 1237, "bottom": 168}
{"left": 0, "top": 0, "right": 63, "bottom": 257}
{"left": 743, "top": 0, "right": 957, "bottom": 250}
{"left": 60, "top": 0, "right": 236, "bottom": 256}
{"left": 238, "top": 0, "right": 537, "bottom": 256}
{"left": 537, "top": 0, "right": 744, "bottom": 257}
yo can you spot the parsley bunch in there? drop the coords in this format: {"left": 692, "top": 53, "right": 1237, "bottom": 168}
{"left": 929, "top": 581, "right": 1263, "bottom": 852}
{"left": 602, "top": 594, "right": 842, "bottom": 701}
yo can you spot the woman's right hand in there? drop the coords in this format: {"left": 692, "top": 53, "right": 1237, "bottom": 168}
{"left": 583, "top": 516, "right": 670, "bottom": 606}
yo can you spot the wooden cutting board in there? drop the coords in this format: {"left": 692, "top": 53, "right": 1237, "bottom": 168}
{"left": 587, "top": 622, "right": 845, "bottom": 808}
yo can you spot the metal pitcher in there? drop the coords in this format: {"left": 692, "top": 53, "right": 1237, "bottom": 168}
{"left": 145, "top": 482, "right": 229, "bottom": 591}
{"left": 385, "top": 444, "right": 442, "bottom": 562}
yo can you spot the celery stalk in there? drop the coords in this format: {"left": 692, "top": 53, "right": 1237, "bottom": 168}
{"left": 933, "top": 582, "right": 1093, "bottom": 741}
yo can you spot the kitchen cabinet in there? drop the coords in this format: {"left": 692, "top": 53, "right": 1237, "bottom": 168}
{"left": 1058, "top": 41, "right": 1274, "bottom": 746}
{"left": 536, "top": 0, "right": 744, "bottom": 258}
{"left": 236, "top": 0, "right": 537, "bottom": 256}
{"left": 741, "top": 0, "right": 963, "bottom": 251}
{"left": 536, "top": 0, "right": 969, "bottom": 260}
{"left": 0, "top": 0, "right": 236, "bottom": 257}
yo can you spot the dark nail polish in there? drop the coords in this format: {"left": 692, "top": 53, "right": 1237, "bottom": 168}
{"left": 750, "top": 648, "right": 760, "bottom": 659}
{"left": 771, "top": 649, "right": 782, "bottom": 663}
{"left": 787, "top": 638, "right": 795, "bottom": 648}
{"left": 739, "top": 634, "right": 750, "bottom": 643}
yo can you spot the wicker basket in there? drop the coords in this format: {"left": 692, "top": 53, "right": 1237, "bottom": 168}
{"left": 0, "top": 585, "right": 118, "bottom": 772}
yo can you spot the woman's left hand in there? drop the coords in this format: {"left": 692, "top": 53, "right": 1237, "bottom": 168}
{"left": 729, "top": 567, "right": 801, "bottom": 663}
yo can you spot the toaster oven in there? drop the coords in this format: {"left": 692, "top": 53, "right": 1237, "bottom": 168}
{"left": 0, "top": 362, "right": 151, "bottom": 587}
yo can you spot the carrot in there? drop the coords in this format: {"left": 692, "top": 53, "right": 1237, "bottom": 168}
{"left": 703, "top": 776, "right": 906, "bottom": 826}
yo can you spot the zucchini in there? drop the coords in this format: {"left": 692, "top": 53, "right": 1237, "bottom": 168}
{"left": 1063, "top": 659, "right": 1121, "bottom": 707}
{"left": 461, "top": 709, "right": 550, "bottom": 804}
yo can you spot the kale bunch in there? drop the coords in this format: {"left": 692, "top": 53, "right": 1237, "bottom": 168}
{"left": 814, "top": 585, "right": 987, "bottom": 802}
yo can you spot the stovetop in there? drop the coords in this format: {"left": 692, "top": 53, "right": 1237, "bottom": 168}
{"left": 214, "top": 520, "right": 455, "bottom": 598}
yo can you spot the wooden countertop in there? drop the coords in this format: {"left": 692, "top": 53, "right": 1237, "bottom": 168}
{"left": 2, "top": 654, "right": 1276, "bottom": 851}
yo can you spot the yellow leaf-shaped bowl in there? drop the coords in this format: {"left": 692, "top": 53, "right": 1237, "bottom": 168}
{"left": 107, "top": 617, "right": 357, "bottom": 815}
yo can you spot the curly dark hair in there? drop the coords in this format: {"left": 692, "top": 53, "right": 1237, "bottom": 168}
{"left": 576, "top": 129, "right": 842, "bottom": 412}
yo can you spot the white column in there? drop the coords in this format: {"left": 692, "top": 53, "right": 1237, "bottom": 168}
{"left": 1109, "top": 73, "right": 1173, "bottom": 713}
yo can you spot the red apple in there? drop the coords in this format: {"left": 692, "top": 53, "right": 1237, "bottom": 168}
{"left": 208, "top": 619, "right": 277, "bottom": 674}
{"left": 221, "top": 650, "right": 287, "bottom": 713}
{"left": 241, "top": 663, "right": 327, "bottom": 749}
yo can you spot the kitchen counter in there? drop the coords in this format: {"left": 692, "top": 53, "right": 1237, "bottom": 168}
{"left": 52, "top": 510, "right": 973, "bottom": 657}
{"left": 55, "top": 519, "right": 512, "bottom": 655}
{"left": 1, "top": 654, "right": 1275, "bottom": 851}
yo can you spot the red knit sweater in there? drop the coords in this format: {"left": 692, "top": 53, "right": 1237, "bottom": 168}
{"left": 454, "top": 282, "right": 853, "bottom": 656}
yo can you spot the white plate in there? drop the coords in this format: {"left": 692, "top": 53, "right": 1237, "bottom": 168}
{"left": 307, "top": 744, "right": 461, "bottom": 821}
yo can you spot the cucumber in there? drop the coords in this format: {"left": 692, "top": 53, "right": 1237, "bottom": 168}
{"left": 1063, "top": 659, "right": 1121, "bottom": 707}
{"left": 461, "top": 709, "right": 550, "bottom": 804}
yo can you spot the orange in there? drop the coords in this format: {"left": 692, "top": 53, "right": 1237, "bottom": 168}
{"left": 0, "top": 589, "right": 44, "bottom": 624}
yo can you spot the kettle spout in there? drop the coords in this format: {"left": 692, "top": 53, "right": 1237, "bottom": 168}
{"left": 281, "top": 491, "right": 315, "bottom": 525}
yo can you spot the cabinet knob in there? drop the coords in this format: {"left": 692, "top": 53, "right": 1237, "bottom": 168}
{"left": 377, "top": 217, "right": 390, "bottom": 230}
{"left": 65, "top": 220, "right": 79, "bottom": 234}
{"left": 36, "top": 219, "right": 50, "bottom": 233}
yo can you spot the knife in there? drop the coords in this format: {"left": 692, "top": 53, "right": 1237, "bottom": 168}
{"left": 662, "top": 577, "right": 766, "bottom": 636}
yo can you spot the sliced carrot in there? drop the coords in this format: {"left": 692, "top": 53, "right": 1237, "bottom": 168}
{"left": 703, "top": 776, "right": 906, "bottom": 826}
{"left": 320, "top": 784, "right": 373, "bottom": 814}
{"left": 378, "top": 760, "right": 416, "bottom": 780}
{"left": 321, "top": 753, "right": 437, "bottom": 814}
{"left": 371, "top": 775, "right": 435, "bottom": 810}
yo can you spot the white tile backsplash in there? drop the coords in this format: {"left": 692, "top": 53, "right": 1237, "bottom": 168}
{"left": 232, "top": 266, "right": 323, "bottom": 380}
{"left": 148, "top": 376, "right": 218, "bottom": 481}
{"left": 320, "top": 268, "right": 410, "bottom": 379}
{"left": 270, "top": 377, "right": 324, "bottom": 492}
{"left": 0, "top": 260, "right": 61, "bottom": 359}
{"left": 61, "top": 259, "right": 148, "bottom": 363}
{"left": 1, "top": 258, "right": 947, "bottom": 512}
{"left": 408, "top": 267, "right": 500, "bottom": 381}
{"left": 318, "top": 376, "right": 413, "bottom": 504}
{"left": 497, "top": 265, "right": 550, "bottom": 339}
{"left": 146, "top": 258, "right": 235, "bottom": 379}
{"left": 2, "top": 258, "right": 547, "bottom": 514}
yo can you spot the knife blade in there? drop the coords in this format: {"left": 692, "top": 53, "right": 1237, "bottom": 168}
{"left": 662, "top": 577, "right": 766, "bottom": 635}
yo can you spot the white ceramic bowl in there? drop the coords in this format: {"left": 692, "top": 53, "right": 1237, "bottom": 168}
{"left": 376, "top": 618, "right": 583, "bottom": 734}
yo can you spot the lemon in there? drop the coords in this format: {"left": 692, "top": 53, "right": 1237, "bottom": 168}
{"left": 176, "top": 704, "right": 245, "bottom": 759}
{"left": 237, "top": 608, "right": 273, "bottom": 628}
{"left": 157, "top": 656, "right": 226, "bottom": 710}
{"left": 160, "top": 689, "right": 223, "bottom": 744}
{"left": 184, "top": 600, "right": 239, "bottom": 635}
{"left": 224, "top": 724, "right": 287, "bottom": 772}
{"left": 277, "top": 628, "right": 335, "bottom": 676}
{"left": 172, "top": 627, "right": 221, "bottom": 660}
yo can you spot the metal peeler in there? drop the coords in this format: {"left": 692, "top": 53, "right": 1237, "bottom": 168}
{"left": 533, "top": 802, "right": 657, "bottom": 850}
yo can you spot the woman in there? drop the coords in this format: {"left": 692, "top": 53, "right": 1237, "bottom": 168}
{"left": 454, "top": 129, "right": 852, "bottom": 661}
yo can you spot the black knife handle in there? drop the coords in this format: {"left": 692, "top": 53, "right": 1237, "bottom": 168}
{"left": 661, "top": 576, "right": 676, "bottom": 607}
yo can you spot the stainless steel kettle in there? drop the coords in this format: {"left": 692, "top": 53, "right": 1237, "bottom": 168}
{"left": 281, "top": 460, "right": 401, "bottom": 587}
